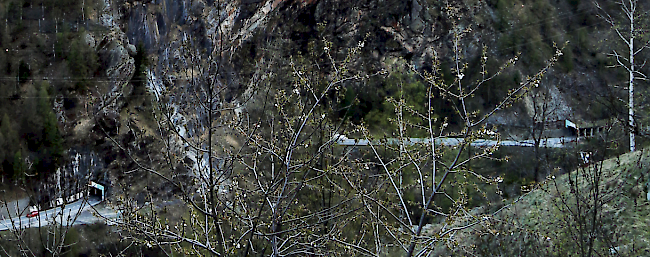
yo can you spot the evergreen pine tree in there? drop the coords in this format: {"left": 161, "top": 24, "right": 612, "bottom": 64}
{"left": 37, "top": 83, "right": 63, "bottom": 172}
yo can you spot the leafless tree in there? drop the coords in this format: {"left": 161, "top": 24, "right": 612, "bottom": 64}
{"left": 542, "top": 121, "right": 638, "bottom": 257}
{"left": 351, "top": 21, "right": 561, "bottom": 256}
{"left": 109, "top": 0, "right": 378, "bottom": 254}
{"left": 596, "top": 0, "right": 650, "bottom": 152}
{"left": 527, "top": 87, "right": 561, "bottom": 182}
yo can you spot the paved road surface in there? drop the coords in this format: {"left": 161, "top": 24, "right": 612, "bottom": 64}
{"left": 336, "top": 136, "right": 579, "bottom": 148}
{"left": 0, "top": 134, "right": 577, "bottom": 231}
{"left": 0, "top": 197, "right": 116, "bottom": 231}
{"left": 0, "top": 197, "right": 29, "bottom": 221}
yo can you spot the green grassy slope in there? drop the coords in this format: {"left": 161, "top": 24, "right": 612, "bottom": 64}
{"left": 444, "top": 148, "right": 650, "bottom": 256}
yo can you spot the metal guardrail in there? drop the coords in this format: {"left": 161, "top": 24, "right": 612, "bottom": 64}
{"left": 334, "top": 136, "right": 579, "bottom": 148}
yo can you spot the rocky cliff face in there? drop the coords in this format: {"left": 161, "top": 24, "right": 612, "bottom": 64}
{"left": 111, "top": 0, "right": 449, "bottom": 87}
{"left": 109, "top": 0, "right": 584, "bottom": 111}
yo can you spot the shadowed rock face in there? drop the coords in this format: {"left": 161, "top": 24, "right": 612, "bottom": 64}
{"left": 126, "top": 5, "right": 155, "bottom": 49}
{"left": 122, "top": 1, "right": 430, "bottom": 68}
{"left": 94, "top": 34, "right": 135, "bottom": 112}
{"left": 125, "top": 0, "right": 188, "bottom": 52}
{"left": 98, "top": 40, "right": 134, "bottom": 83}
{"left": 112, "top": 0, "right": 454, "bottom": 126}
{"left": 125, "top": 3, "right": 176, "bottom": 50}
{"left": 121, "top": 0, "right": 436, "bottom": 66}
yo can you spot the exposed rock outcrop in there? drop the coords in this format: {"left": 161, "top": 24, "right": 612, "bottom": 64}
{"left": 98, "top": 39, "right": 135, "bottom": 86}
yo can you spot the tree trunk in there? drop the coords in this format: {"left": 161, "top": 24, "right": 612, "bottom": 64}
{"left": 629, "top": 16, "right": 635, "bottom": 152}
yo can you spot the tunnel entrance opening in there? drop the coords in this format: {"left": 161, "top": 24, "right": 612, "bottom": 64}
{"left": 88, "top": 181, "right": 105, "bottom": 201}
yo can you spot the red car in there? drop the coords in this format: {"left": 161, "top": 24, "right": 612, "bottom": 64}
{"left": 26, "top": 211, "right": 39, "bottom": 218}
